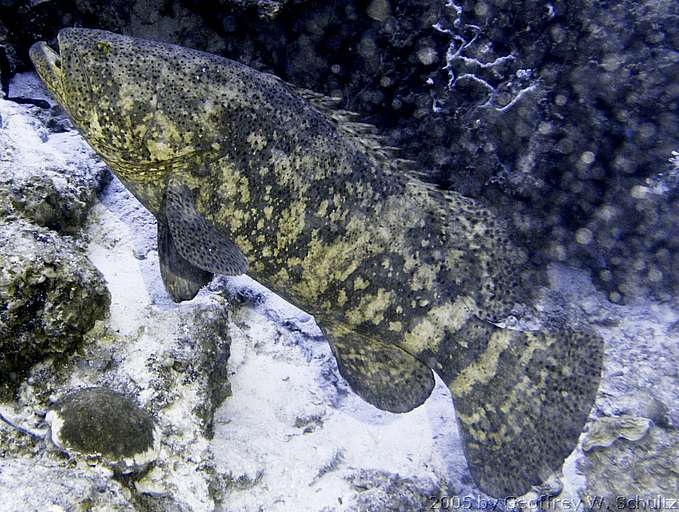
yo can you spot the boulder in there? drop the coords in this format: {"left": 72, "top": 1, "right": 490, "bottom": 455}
{"left": 46, "top": 387, "right": 161, "bottom": 475}
{"left": 0, "top": 219, "right": 110, "bottom": 395}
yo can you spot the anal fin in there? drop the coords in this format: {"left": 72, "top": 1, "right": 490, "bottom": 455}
{"left": 158, "top": 221, "right": 213, "bottom": 302}
{"left": 324, "top": 323, "right": 435, "bottom": 414}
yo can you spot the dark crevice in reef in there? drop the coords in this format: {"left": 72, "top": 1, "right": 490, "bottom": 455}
{"left": 0, "top": 45, "right": 11, "bottom": 96}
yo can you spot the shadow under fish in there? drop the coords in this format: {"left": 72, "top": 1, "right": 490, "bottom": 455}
{"left": 30, "top": 28, "right": 603, "bottom": 498}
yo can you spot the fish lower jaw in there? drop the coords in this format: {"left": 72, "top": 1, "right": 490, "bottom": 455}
{"left": 28, "top": 41, "right": 64, "bottom": 99}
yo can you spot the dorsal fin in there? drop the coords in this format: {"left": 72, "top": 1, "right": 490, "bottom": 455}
{"left": 289, "top": 84, "right": 419, "bottom": 175}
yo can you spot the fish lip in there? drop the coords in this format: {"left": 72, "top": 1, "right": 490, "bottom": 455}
{"left": 29, "top": 40, "right": 62, "bottom": 76}
{"left": 29, "top": 40, "right": 64, "bottom": 101}
{"left": 29, "top": 40, "right": 60, "bottom": 65}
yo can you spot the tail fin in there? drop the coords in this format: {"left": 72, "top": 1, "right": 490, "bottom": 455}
{"left": 446, "top": 318, "right": 603, "bottom": 497}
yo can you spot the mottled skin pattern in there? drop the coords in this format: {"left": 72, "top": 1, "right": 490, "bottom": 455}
{"left": 31, "top": 29, "right": 603, "bottom": 498}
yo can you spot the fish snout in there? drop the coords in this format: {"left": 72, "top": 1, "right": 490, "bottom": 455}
{"left": 29, "top": 41, "right": 64, "bottom": 99}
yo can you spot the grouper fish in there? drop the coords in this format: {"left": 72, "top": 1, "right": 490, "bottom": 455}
{"left": 30, "top": 28, "right": 603, "bottom": 497}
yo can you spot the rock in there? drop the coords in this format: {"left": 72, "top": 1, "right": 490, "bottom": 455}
{"left": 581, "top": 415, "right": 653, "bottom": 452}
{"left": 0, "top": 34, "right": 16, "bottom": 98}
{"left": 0, "top": 174, "right": 235, "bottom": 510}
{"left": 7, "top": 71, "right": 55, "bottom": 104}
{"left": 344, "top": 469, "right": 442, "bottom": 512}
{"left": 9, "top": 174, "right": 91, "bottom": 233}
{"left": 0, "top": 458, "right": 136, "bottom": 511}
{"left": 578, "top": 423, "right": 679, "bottom": 508}
{"left": 0, "top": 219, "right": 110, "bottom": 395}
{"left": 92, "top": 0, "right": 227, "bottom": 51}
{"left": 0, "top": 94, "right": 108, "bottom": 234}
{"left": 46, "top": 387, "right": 161, "bottom": 475}
{"left": 226, "top": 0, "right": 300, "bottom": 19}
{"left": 433, "top": 0, "right": 679, "bottom": 300}
{"left": 367, "top": 0, "right": 391, "bottom": 22}
{"left": 611, "top": 391, "right": 669, "bottom": 427}
{"left": 16, "top": 295, "right": 233, "bottom": 510}
{"left": 0, "top": 81, "right": 111, "bottom": 396}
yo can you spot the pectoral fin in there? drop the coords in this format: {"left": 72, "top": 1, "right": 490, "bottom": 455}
{"left": 164, "top": 180, "right": 248, "bottom": 276}
{"left": 158, "top": 221, "right": 213, "bottom": 302}
{"left": 446, "top": 318, "right": 603, "bottom": 497}
{"left": 324, "top": 324, "right": 435, "bottom": 414}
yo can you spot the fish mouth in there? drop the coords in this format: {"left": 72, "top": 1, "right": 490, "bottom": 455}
{"left": 29, "top": 40, "right": 64, "bottom": 99}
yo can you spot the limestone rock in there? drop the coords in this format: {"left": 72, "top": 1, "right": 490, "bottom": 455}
{"left": 3, "top": 170, "right": 234, "bottom": 510}
{"left": 47, "top": 387, "right": 161, "bottom": 475}
{"left": 344, "top": 469, "right": 442, "bottom": 512}
{"left": 0, "top": 458, "right": 136, "bottom": 511}
{"left": 0, "top": 219, "right": 110, "bottom": 394}
{"left": 579, "top": 423, "right": 679, "bottom": 508}
{"left": 611, "top": 391, "right": 669, "bottom": 427}
{"left": 432, "top": 0, "right": 679, "bottom": 301}
{"left": 9, "top": 173, "right": 91, "bottom": 233}
{"left": 0, "top": 93, "right": 108, "bottom": 234}
{"left": 581, "top": 415, "right": 652, "bottom": 452}
{"left": 0, "top": 83, "right": 111, "bottom": 395}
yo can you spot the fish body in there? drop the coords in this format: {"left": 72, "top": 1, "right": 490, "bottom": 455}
{"left": 31, "top": 28, "right": 603, "bottom": 497}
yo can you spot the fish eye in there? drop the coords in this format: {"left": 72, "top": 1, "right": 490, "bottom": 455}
{"left": 97, "top": 41, "right": 111, "bottom": 56}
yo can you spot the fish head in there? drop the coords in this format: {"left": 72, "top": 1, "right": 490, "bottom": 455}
{"left": 30, "top": 28, "right": 194, "bottom": 171}
{"left": 31, "top": 29, "right": 119, "bottom": 138}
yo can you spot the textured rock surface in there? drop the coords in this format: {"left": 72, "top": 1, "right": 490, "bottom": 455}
{"left": 579, "top": 421, "right": 679, "bottom": 509}
{"left": 432, "top": 0, "right": 679, "bottom": 301}
{"left": 0, "top": 219, "right": 110, "bottom": 394}
{"left": 0, "top": 83, "right": 108, "bottom": 232}
{"left": 2, "top": 174, "right": 234, "bottom": 511}
{"left": 47, "top": 386, "right": 161, "bottom": 475}
{"left": 0, "top": 458, "right": 136, "bottom": 511}
{"left": 581, "top": 416, "right": 653, "bottom": 452}
{"left": 345, "top": 470, "right": 442, "bottom": 512}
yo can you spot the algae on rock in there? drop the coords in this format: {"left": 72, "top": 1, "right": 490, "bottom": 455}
{"left": 47, "top": 386, "right": 161, "bottom": 475}
{"left": 0, "top": 219, "right": 110, "bottom": 395}
{"left": 579, "top": 420, "right": 679, "bottom": 509}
